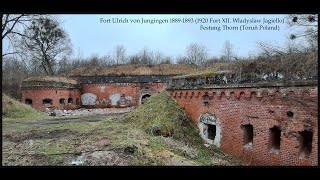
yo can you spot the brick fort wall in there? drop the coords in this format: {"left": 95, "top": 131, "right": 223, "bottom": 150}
{"left": 168, "top": 84, "right": 318, "bottom": 166}
{"left": 21, "top": 88, "right": 82, "bottom": 112}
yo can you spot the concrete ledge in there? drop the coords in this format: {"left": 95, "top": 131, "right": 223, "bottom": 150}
{"left": 72, "top": 75, "right": 171, "bottom": 84}
{"left": 167, "top": 80, "right": 318, "bottom": 90}
{"left": 21, "top": 81, "right": 81, "bottom": 89}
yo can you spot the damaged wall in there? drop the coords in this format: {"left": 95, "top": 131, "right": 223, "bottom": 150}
{"left": 168, "top": 82, "right": 318, "bottom": 166}
{"left": 21, "top": 75, "right": 168, "bottom": 111}
{"left": 81, "top": 82, "right": 166, "bottom": 108}
{"left": 21, "top": 87, "right": 82, "bottom": 112}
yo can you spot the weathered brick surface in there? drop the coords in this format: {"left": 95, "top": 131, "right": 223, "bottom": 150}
{"left": 21, "top": 82, "right": 166, "bottom": 110}
{"left": 169, "top": 86, "right": 318, "bottom": 166}
{"left": 21, "top": 88, "right": 82, "bottom": 111}
{"left": 81, "top": 82, "right": 166, "bottom": 108}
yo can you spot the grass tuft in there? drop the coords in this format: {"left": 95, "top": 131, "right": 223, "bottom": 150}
{"left": 2, "top": 94, "right": 44, "bottom": 119}
{"left": 124, "top": 92, "right": 202, "bottom": 145}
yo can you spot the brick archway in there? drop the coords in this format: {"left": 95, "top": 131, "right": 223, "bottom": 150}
{"left": 198, "top": 113, "right": 222, "bottom": 147}
{"left": 139, "top": 86, "right": 156, "bottom": 105}
{"left": 139, "top": 93, "right": 151, "bottom": 105}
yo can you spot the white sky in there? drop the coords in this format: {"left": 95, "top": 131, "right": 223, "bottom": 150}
{"left": 4, "top": 14, "right": 297, "bottom": 60}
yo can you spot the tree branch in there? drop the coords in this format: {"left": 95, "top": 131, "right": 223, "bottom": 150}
{"left": 2, "top": 14, "right": 24, "bottom": 40}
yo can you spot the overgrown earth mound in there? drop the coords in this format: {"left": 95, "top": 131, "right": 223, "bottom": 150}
{"left": 2, "top": 92, "right": 241, "bottom": 166}
{"left": 2, "top": 94, "right": 43, "bottom": 119}
{"left": 125, "top": 92, "right": 205, "bottom": 145}
{"left": 122, "top": 92, "right": 241, "bottom": 165}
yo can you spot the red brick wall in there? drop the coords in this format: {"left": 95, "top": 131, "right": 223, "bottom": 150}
{"left": 21, "top": 88, "right": 82, "bottom": 112}
{"left": 21, "top": 83, "right": 166, "bottom": 110}
{"left": 21, "top": 83, "right": 167, "bottom": 110}
{"left": 81, "top": 82, "right": 166, "bottom": 108}
{"left": 169, "top": 86, "right": 318, "bottom": 166}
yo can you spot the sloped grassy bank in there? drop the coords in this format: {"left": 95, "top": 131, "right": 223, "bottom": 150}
{"left": 124, "top": 92, "right": 202, "bottom": 145}
{"left": 2, "top": 92, "right": 241, "bottom": 166}
{"left": 123, "top": 92, "right": 241, "bottom": 165}
{"left": 2, "top": 94, "right": 44, "bottom": 119}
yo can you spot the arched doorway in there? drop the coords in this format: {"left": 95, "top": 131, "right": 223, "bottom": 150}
{"left": 25, "top": 99, "right": 32, "bottom": 106}
{"left": 43, "top": 98, "right": 53, "bottom": 105}
{"left": 140, "top": 94, "right": 151, "bottom": 104}
{"left": 198, "top": 113, "right": 222, "bottom": 147}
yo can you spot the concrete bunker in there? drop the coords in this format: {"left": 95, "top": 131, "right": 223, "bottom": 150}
{"left": 198, "top": 113, "right": 222, "bottom": 147}
{"left": 141, "top": 94, "right": 151, "bottom": 104}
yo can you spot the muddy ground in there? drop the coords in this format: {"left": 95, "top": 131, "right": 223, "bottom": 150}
{"left": 2, "top": 112, "right": 241, "bottom": 166}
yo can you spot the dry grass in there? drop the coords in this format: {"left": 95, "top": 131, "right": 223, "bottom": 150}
{"left": 67, "top": 64, "right": 202, "bottom": 76}
{"left": 23, "top": 76, "right": 78, "bottom": 85}
{"left": 124, "top": 92, "right": 204, "bottom": 145}
{"left": 2, "top": 94, "right": 44, "bottom": 119}
{"left": 172, "top": 63, "right": 231, "bottom": 79}
{"left": 2, "top": 93, "right": 242, "bottom": 166}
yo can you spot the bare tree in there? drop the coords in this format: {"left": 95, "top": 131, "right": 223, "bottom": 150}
{"left": 101, "top": 54, "right": 115, "bottom": 66}
{"left": 128, "top": 54, "right": 140, "bottom": 64}
{"left": 185, "top": 42, "right": 208, "bottom": 66}
{"left": 19, "top": 16, "right": 72, "bottom": 75}
{"left": 154, "top": 51, "right": 163, "bottom": 64}
{"left": 221, "top": 40, "right": 237, "bottom": 61}
{"left": 2, "top": 56, "right": 30, "bottom": 99}
{"left": 114, "top": 45, "right": 126, "bottom": 65}
{"left": 2, "top": 14, "right": 43, "bottom": 57}
{"left": 160, "top": 56, "right": 172, "bottom": 64}
{"left": 176, "top": 55, "right": 189, "bottom": 64}
{"left": 256, "top": 41, "right": 284, "bottom": 57}
{"left": 87, "top": 54, "right": 101, "bottom": 66}
{"left": 202, "top": 56, "right": 221, "bottom": 67}
{"left": 254, "top": 39, "right": 317, "bottom": 81}
{"left": 139, "top": 48, "right": 154, "bottom": 65}
{"left": 287, "top": 14, "right": 318, "bottom": 51}
{"left": 287, "top": 14, "right": 318, "bottom": 40}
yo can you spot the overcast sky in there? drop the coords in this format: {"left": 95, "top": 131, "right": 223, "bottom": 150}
{"left": 4, "top": 14, "right": 296, "bottom": 60}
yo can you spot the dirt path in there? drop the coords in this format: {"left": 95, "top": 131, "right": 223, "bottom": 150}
{"left": 19, "top": 113, "right": 129, "bottom": 126}
{"left": 3, "top": 111, "right": 240, "bottom": 166}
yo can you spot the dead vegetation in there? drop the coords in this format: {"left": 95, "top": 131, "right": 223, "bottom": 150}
{"left": 172, "top": 63, "right": 230, "bottom": 79}
{"left": 229, "top": 52, "right": 318, "bottom": 82}
{"left": 23, "top": 76, "right": 78, "bottom": 85}
{"left": 2, "top": 94, "right": 44, "bottom": 119}
{"left": 2, "top": 92, "right": 241, "bottom": 166}
{"left": 66, "top": 64, "right": 202, "bottom": 76}
{"left": 171, "top": 51, "right": 318, "bottom": 84}
{"left": 124, "top": 92, "right": 201, "bottom": 143}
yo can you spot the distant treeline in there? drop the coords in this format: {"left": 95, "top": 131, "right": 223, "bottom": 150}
{"left": 2, "top": 14, "right": 318, "bottom": 100}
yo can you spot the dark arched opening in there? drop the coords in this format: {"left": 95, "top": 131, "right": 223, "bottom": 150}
{"left": 43, "top": 99, "right": 52, "bottom": 105}
{"left": 299, "top": 130, "right": 313, "bottom": 158}
{"left": 25, "top": 99, "right": 32, "bottom": 105}
{"left": 59, "top": 98, "right": 66, "bottom": 104}
{"left": 269, "top": 126, "right": 281, "bottom": 151}
{"left": 68, "top": 98, "right": 73, "bottom": 104}
{"left": 141, "top": 94, "right": 151, "bottom": 104}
